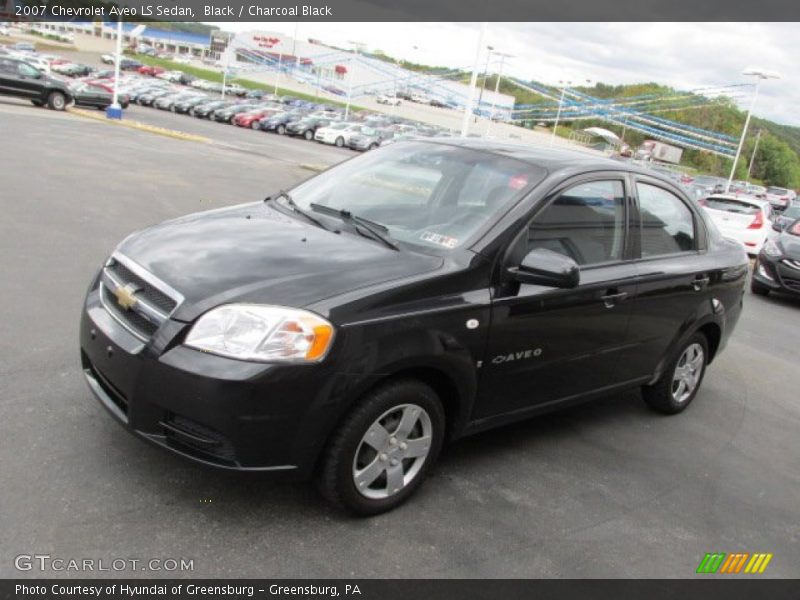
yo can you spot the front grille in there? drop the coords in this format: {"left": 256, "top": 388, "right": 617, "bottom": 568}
{"left": 99, "top": 254, "right": 181, "bottom": 342}
{"left": 162, "top": 413, "right": 237, "bottom": 464}
{"left": 101, "top": 284, "right": 158, "bottom": 338}
{"left": 106, "top": 260, "right": 177, "bottom": 314}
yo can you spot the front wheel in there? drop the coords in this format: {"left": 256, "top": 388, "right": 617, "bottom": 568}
{"left": 369, "top": 143, "right": 378, "bottom": 150}
{"left": 251, "top": 120, "right": 260, "bottom": 130}
{"left": 317, "top": 379, "right": 445, "bottom": 516}
{"left": 642, "top": 333, "right": 708, "bottom": 415}
{"left": 304, "top": 129, "right": 313, "bottom": 140}
{"left": 277, "top": 124, "right": 286, "bottom": 135}
{"left": 47, "top": 91, "right": 67, "bottom": 111}
{"left": 335, "top": 136, "right": 344, "bottom": 147}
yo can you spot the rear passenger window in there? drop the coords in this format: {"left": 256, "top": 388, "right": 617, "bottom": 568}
{"left": 528, "top": 180, "right": 626, "bottom": 266}
{"left": 637, "top": 183, "right": 695, "bottom": 256}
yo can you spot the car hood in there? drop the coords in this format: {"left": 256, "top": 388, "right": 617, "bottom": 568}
{"left": 778, "top": 232, "right": 800, "bottom": 258}
{"left": 116, "top": 202, "right": 443, "bottom": 322}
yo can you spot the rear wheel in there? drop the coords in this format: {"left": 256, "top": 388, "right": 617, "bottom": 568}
{"left": 317, "top": 379, "right": 445, "bottom": 516}
{"left": 304, "top": 129, "right": 314, "bottom": 140}
{"left": 642, "top": 333, "right": 708, "bottom": 415}
{"left": 335, "top": 136, "right": 344, "bottom": 147}
{"left": 277, "top": 124, "right": 286, "bottom": 135}
{"left": 369, "top": 143, "right": 378, "bottom": 150}
{"left": 251, "top": 120, "right": 260, "bottom": 130}
{"left": 47, "top": 91, "right": 67, "bottom": 111}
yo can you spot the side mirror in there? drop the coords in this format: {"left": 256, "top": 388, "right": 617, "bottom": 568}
{"left": 508, "top": 248, "right": 580, "bottom": 289}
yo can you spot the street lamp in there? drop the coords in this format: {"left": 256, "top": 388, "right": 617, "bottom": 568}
{"left": 344, "top": 40, "right": 365, "bottom": 121}
{"left": 550, "top": 80, "right": 572, "bottom": 145}
{"left": 485, "top": 51, "right": 514, "bottom": 137}
{"left": 726, "top": 68, "right": 781, "bottom": 192}
{"left": 474, "top": 45, "right": 494, "bottom": 123}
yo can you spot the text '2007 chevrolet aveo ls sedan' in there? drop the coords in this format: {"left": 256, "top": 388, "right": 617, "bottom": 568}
{"left": 81, "top": 140, "right": 748, "bottom": 515}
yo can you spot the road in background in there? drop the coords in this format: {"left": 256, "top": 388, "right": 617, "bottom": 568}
{"left": 1, "top": 102, "right": 799, "bottom": 578}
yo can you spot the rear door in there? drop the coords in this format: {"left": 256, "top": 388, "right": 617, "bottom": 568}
{"left": 473, "top": 174, "right": 638, "bottom": 420}
{"left": 616, "top": 177, "right": 718, "bottom": 382}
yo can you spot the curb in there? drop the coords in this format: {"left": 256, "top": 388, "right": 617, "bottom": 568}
{"left": 67, "top": 107, "right": 211, "bottom": 144}
{"left": 299, "top": 163, "right": 328, "bottom": 172}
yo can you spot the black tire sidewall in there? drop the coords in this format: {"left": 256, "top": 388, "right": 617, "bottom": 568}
{"left": 320, "top": 380, "right": 445, "bottom": 516}
{"left": 645, "top": 333, "right": 709, "bottom": 414}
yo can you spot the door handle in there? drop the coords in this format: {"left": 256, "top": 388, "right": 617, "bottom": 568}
{"left": 600, "top": 291, "right": 628, "bottom": 308}
{"left": 692, "top": 275, "right": 711, "bottom": 291}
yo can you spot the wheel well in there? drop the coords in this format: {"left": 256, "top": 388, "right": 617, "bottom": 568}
{"left": 367, "top": 367, "right": 463, "bottom": 439}
{"left": 697, "top": 322, "right": 722, "bottom": 363}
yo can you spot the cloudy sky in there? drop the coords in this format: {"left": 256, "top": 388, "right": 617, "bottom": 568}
{"left": 214, "top": 22, "right": 798, "bottom": 126}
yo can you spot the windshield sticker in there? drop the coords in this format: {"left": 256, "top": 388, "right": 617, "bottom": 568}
{"left": 508, "top": 174, "right": 529, "bottom": 190}
{"left": 420, "top": 231, "right": 459, "bottom": 248}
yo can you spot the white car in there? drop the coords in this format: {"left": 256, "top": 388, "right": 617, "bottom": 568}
{"left": 700, "top": 194, "right": 773, "bottom": 256}
{"left": 173, "top": 55, "right": 192, "bottom": 65}
{"left": 100, "top": 53, "right": 116, "bottom": 65}
{"left": 764, "top": 186, "right": 796, "bottom": 211}
{"left": 376, "top": 94, "right": 401, "bottom": 106}
{"left": 314, "top": 122, "right": 364, "bottom": 147}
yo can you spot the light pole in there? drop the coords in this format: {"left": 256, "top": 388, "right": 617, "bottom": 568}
{"left": 550, "top": 80, "right": 572, "bottom": 145}
{"left": 273, "top": 47, "right": 283, "bottom": 95}
{"left": 474, "top": 45, "right": 493, "bottom": 123}
{"left": 460, "top": 22, "right": 488, "bottom": 138}
{"left": 726, "top": 68, "right": 780, "bottom": 192}
{"left": 747, "top": 129, "right": 763, "bottom": 181}
{"left": 485, "top": 51, "right": 514, "bottom": 137}
{"left": 106, "top": 19, "right": 123, "bottom": 119}
{"left": 344, "top": 40, "right": 365, "bottom": 121}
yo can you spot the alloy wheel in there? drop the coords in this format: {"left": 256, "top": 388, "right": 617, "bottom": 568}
{"left": 672, "top": 343, "right": 704, "bottom": 404}
{"left": 352, "top": 404, "right": 432, "bottom": 499}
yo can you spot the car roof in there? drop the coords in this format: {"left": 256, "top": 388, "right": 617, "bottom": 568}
{"left": 419, "top": 138, "right": 649, "bottom": 172}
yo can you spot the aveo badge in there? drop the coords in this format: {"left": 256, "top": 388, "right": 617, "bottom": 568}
{"left": 492, "top": 349, "right": 542, "bottom": 364}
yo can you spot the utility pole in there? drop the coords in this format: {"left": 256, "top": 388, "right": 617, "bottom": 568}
{"left": 461, "top": 22, "right": 487, "bottom": 138}
{"left": 474, "top": 45, "right": 493, "bottom": 123}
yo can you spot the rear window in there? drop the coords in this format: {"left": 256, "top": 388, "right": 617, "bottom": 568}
{"left": 704, "top": 198, "right": 760, "bottom": 215}
{"left": 767, "top": 187, "right": 789, "bottom": 195}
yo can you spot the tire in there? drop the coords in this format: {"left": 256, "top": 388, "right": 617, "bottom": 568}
{"left": 170, "top": 105, "right": 176, "bottom": 112}
{"left": 335, "top": 136, "right": 344, "bottom": 147}
{"left": 317, "top": 379, "right": 445, "bottom": 516}
{"left": 277, "top": 124, "right": 286, "bottom": 135}
{"left": 369, "top": 143, "right": 378, "bottom": 150}
{"left": 251, "top": 120, "right": 260, "bottom": 130}
{"left": 31, "top": 100, "right": 43, "bottom": 107}
{"left": 47, "top": 91, "right": 67, "bottom": 111}
{"left": 642, "top": 333, "right": 709, "bottom": 415}
{"left": 304, "top": 129, "right": 313, "bottom": 141}
{"left": 751, "top": 272, "right": 770, "bottom": 296}
{"left": 189, "top": 109, "right": 195, "bottom": 117}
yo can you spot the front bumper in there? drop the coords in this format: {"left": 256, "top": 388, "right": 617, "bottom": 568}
{"left": 753, "top": 253, "right": 800, "bottom": 295}
{"left": 80, "top": 283, "right": 364, "bottom": 477}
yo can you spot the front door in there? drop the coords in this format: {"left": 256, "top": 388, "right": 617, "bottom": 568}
{"left": 473, "top": 176, "right": 638, "bottom": 420}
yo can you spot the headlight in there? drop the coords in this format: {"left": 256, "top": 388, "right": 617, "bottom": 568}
{"left": 763, "top": 239, "right": 782, "bottom": 257}
{"left": 184, "top": 304, "right": 334, "bottom": 363}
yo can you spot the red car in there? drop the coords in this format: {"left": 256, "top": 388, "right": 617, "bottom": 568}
{"left": 233, "top": 108, "right": 278, "bottom": 129}
{"left": 137, "top": 65, "right": 166, "bottom": 77}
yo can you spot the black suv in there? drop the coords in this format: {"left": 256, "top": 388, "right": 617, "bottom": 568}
{"left": 0, "top": 56, "right": 72, "bottom": 110}
{"left": 80, "top": 140, "right": 747, "bottom": 515}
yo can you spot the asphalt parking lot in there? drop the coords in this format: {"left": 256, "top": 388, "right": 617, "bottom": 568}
{"left": 1, "top": 100, "right": 799, "bottom": 579}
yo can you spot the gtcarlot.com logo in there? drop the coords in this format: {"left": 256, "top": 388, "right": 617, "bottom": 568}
{"left": 14, "top": 554, "right": 194, "bottom": 572}
{"left": 696, "top": 552, "right": 773, "bottom": 574}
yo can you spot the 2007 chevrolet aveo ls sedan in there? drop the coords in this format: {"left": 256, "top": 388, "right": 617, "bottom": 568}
{"left": 81, "top": 140, "right": 748, "bottom": 515}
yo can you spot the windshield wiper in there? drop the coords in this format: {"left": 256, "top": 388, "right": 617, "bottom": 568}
{"left": 309, "top": 203, "right": 399, "bottom": 251}
{"left": 265, "top": 190, "right": 330, "bottom": 231}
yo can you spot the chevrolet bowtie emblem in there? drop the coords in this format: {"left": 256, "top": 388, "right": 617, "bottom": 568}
{"left": 113, "top": 283, "right": 139, "bottom": 310}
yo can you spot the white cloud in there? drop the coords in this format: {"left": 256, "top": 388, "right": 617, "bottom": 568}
{"left": 211, "top": 21, "right": 798, "bottom": 125}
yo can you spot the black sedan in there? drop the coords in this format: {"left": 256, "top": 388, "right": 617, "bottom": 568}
{"left": 285, "top": 116, "right": 332, "bottom": 140}
{"left": 772, "top": 202, "right": 800, "bottom": 232}
{"left": 174, "top": 96, "right": 211, "bottom": 114}
{"left": 752, "top": 219, "right": 800, "bottom": 297}
{"left": 70, "top": 82, "right": 129, "bottom": 110}
{"left": 192, "top": 100, "right": 232, "bottom": 118}
{"left": 212, "top": 103, "right": 260, "bottom": 123}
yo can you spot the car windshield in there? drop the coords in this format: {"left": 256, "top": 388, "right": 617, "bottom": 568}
{"left": 288, "top": 142, "right": 546, "bottom": 252}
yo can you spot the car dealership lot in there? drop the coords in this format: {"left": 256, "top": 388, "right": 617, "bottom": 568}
{"left": 1, "top": 102, "right": 799, "bottom": 578}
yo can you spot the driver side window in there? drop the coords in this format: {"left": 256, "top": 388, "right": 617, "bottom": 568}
{"left": 527, "top": 180, "right": 626, "bottom": 267}
{"left": 18, "top": 62, "right": 40, "bottom": 78}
